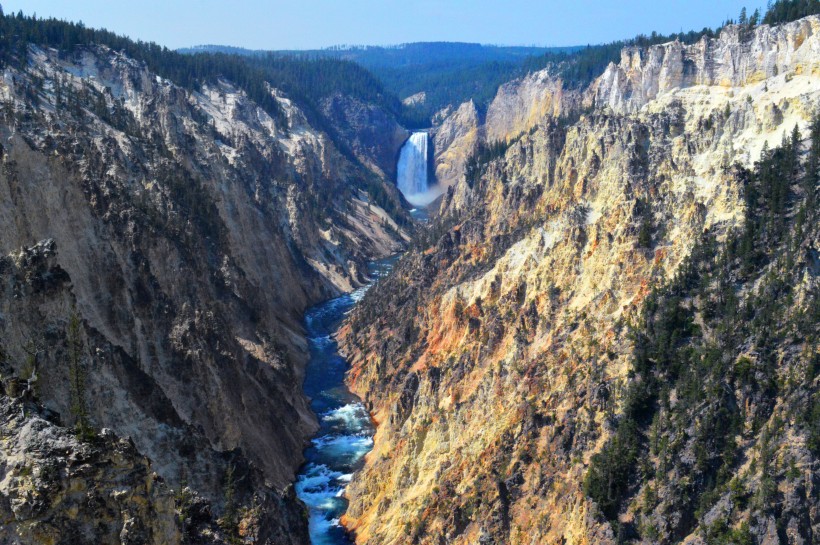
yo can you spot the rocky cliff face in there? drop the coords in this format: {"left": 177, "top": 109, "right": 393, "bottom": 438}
{"left": 485, "top": 68, "right": 579, "bottom": 143}
{"left": 430, "top": 63, "right": 581, "bottom": 197}
{"left": 320, "top": 92, "right": 409, "bottom": 181}
{"left": 340, "top": 17, "right": 820, "bottom": 545}
{"left": 588, "top": 16, "right": 820, "bottom": 114}
{"left": 432, "top": 16, "right": 820, "bottom": 202}
{"left": 431, "top": 101, "right": 481, "bottom": 190}
{"left": 0, "top": 383, "right": 311, "bottom": 545}
{"left": 0, "top": 389, "right": 182, "bottom": 545}
{"left": 0, "top": 44, "right": 407, "bottom": 543}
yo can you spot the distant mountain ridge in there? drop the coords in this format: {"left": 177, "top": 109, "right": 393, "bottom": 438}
{"left": 180, "top": 42, "right": 583, "bottom": 126}
{"left": 178, "top": 42, "right": 581, "bottom": 67}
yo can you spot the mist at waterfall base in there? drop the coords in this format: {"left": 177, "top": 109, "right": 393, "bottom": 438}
{"left": 397, "top": 132, "right": 442, "bottom": 207}
{"left": 295, "top": 258, "right": 396, "bottom": 545}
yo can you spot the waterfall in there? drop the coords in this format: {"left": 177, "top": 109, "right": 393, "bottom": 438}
{"left": 396, "top": 132, "right": 431, "bottom": 206}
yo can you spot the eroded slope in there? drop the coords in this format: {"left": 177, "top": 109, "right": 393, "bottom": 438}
{"left": 340, "top": 17, "right": 820, "bottom": 545}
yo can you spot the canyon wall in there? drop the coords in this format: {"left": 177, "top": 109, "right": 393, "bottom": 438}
{"left": 341, "top": 17, "right": 820, "bottom": 545}
{"left": 431, "top": 16, "right": 820, "bottom": 206}
{"left": 320, "top": 92, "right": 409, "bottom": 181}
{"left": 430, "top": 62, "right": 581, "bottom": 197}
{"left": 431, "top": 101, "right": 481, "bottom": 190}
{"left": 0, "top": 44, "right": 407, "bottom": 543}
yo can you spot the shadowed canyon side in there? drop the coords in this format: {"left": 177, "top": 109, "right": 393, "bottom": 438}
{"left": 0, "top": 32, "right": 410, "bottom": 544}
{"left": 340, "top": 16, "right": 820, "bottom": 545}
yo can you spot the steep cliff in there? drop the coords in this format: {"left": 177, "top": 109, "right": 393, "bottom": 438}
{"left": 432, "top": 16, "right": 820, "bottom": 205}
{"left": 431, "top": 101, "right": 481, "bottom": 191}
{"left": 485, "top": 68, "right": 578, "bottom": 143}
{"left": 0, "top": 42, "right": 408, "bottom": 543}
{"left": 340, "top": 17, "right": 820, "bottom": 545}
{"left": 320, "top": 92, "right": 409, "bottom": 181}
{"left": 430, "top": 64, "right": 580, "bottom": 198}
{"left": 587, "top": 16, "right": 820, "bottom": 114}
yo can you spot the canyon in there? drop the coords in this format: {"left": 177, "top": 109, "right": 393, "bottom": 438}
{"left": 0, "top": 8, "right": 817, "bottom": 545}
{"left": 0, "top": 40, "right": 408, "bottom": 543}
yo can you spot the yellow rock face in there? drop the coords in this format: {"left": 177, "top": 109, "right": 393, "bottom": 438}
{"left": 340, "top": 16, "right": 820, "bottom": 545}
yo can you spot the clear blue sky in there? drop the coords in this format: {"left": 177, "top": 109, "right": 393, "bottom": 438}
{"left": 3, "top": 1, "right": 768, "bottom": 50}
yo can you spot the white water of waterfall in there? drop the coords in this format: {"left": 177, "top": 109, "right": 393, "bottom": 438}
{"left": 396, "top": 132, "right": 440, "bottom": 207}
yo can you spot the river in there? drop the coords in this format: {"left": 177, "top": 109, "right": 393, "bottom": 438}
{"left": 295, "top": 257, "right": 396, "bottom": 545}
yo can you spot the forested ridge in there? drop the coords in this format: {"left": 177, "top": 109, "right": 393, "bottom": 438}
{"left": 764, "top": 0, "right": 820, "bottom": 24}
{"left": 181, "top": 1, "right": 820, "bottom": 128}
{"left": 5, "top": 1, "right": 820, "bottom": 130}
{"left": 0, "top": 8, "right": 404, "bottom": 130}
{"left": 180, "top": 42, "right": 572, "bottom": 128}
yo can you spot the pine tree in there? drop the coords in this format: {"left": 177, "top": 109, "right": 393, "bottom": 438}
{"left": 67, "top": 309, "right": 92, "bottom": 439}
{"left": 219, "top": 464, "right": 241, "bottom": 544}
{"left": 805, "top": 115, "right": 820, "bottom": 205}
{"left": 638, "top": 214, "right": 653, "bottom": 248}
{"left": 750, "top": 8, "right": 762, "bottom": 25}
